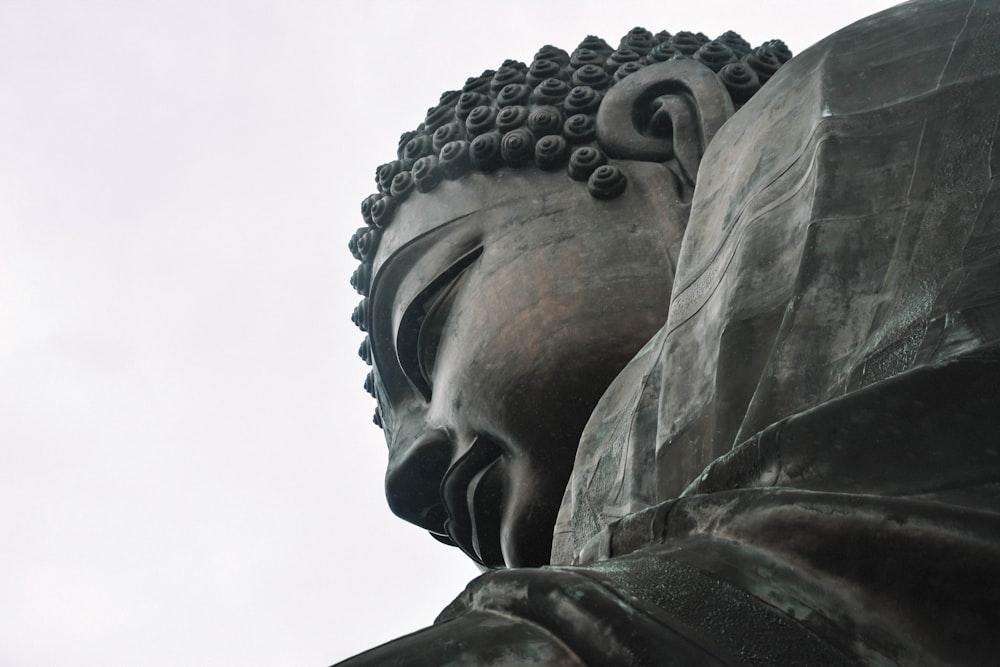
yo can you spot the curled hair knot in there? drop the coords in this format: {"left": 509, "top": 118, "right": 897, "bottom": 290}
{"left": 614, "top": 61, "right": 645, "bottom": 81}
{"left": 669, "top": 31, "right": 704, "bottom": 55}
{"left": 717, "top": 31, "right": 751, "bottom": 59}
{"left": 531, "top": 78, "right": 571, "bottom": 105}
{"left": 389, "top": 171, "right": 415, "bottom": 200}
{"left": 619, "top": 27, "right": 655, "bottom": 55}
{"left": 527, "top": 58, "right": 568, "bottom": 87}
{"left": 465, "top": 105, "right": 498, "bottom": 136}
{"left": 562, "top": 113, "right": 596, "bottom": 143}
{"left": 570, "top": 47, "right": 605, "bottom": 68}
{"left": 463, "top": 71, "right": 494, "bottom": 94}
{"left": 765, "top": 39, "right": 793, "bottom": 63}
{"left": 695, "top": 41, "right": 737, "bottom": 72}
{"left": 357, "top": 228, "right": 381, "bottom": 263}
{"left": 497, "top": 83, "right": 531, "bottom": 108}
{"left": 432, "top": 121, "right": 465, "bottom": 152}
{"left": 396, "top": 129, "right": 418, "bottom": 159}
{"left": 500, "top": 127, "right": 535, "bottom": 167}
{"left": 604, "top": 48, "right": 641, "bottom": 74}
{"left": 746, "top": 46, "right": 782, "bottom": 82}
{"left": 571, "top": 63, "right": 611, "bottom": 90}
{"left": 500, "top": 59, "right": 528, "bottom": 72}
{"left": 576, "top": 35, "right": 613, "bottom": 57}
{"left": 567, "top": 145, "right": 607, "bottom": 181}
{"left": 360, "top": 193, "right": 379, "bottom": 226}
{"left": 563, "top": 85, "right": 602, "bottom": 115}
{"left": 351, "top": 263, "right": 371, "bottom": 296}
{"left": 352, "top": 301, "right": 369, "bottom": 333}
{"left": 439, "top": 140, "right": 472, "bottom": 179}
{"left": 470, "top": 131, "right": 503, "bottom": 172}
{"left": 424, "top": 103, "right": 454, "bottom": 133}
{"left": 491, "top": 65, "right": 526, "bottom": 92}
{"left": 527, "top": 105, "right": 564, "bottom": 137}
{"left": 646, "top": 42, "right": 681, "bottom": 63}
{"left": 402, "top": 134, "right": 434, "bottom": 163}
{"left": 438, "top": 90, "right": 461, "bottom": 107}
{"left": 376, "top": 160, "right": 403, "bottom": 193}
{"left": 587, "top": 164, "right": 628, "bottom": 199}
{"left": 348, "top": 226, "right": 368, "bottom": 261}
{"left": 412, "top": 155, "right": 443, "bottom": 193}
{"left": 534, "top": 44, "right": 570, "bottom": 66}
{"left": 718, "top": 62, "right": 760, "bottom": 105}
{"left": 495, "top": 105, "right": 530, "bottom": 134}
{"left": 358, "top": 337, "right": 372, "bottom": 365}
{"left": 535, "top": 135, "right": 569, "bottom": 171}
{"left": 456, "top": 91, "right": 490, "bottom": 119}
{"left": 370, "top": 194, "right": 397, "bottom": 228}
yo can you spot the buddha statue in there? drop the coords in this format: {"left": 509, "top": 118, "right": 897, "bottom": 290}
{"left": 340, "top": 0, "right": 1000, "bottom": 664}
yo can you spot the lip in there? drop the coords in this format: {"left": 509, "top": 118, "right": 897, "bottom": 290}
{"left": 440, "top": 435, "right": 504, "bottom": 567}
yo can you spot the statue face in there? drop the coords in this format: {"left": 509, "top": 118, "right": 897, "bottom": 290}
{"left": 369, "top": 165, "right": 684, "bottom": 568}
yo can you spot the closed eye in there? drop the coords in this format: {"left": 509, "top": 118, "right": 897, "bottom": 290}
{"left": 396, "top": 247, "right": 482, "bottom": 401}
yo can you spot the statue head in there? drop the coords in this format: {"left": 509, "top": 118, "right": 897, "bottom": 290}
{"left": 349, "top": 29, "right": 790, "bottom": 568}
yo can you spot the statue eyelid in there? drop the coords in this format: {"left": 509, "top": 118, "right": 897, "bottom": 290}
{"left": 396, "top": 246, "right": 483, "bottom": 401}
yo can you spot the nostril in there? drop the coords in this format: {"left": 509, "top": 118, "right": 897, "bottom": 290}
{"left": 384, "top": 433, "right": 453, "bottom": 532}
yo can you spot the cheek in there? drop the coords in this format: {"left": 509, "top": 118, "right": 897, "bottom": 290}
{"left": 426, "top": 250, "right": 666, "bottom": 436}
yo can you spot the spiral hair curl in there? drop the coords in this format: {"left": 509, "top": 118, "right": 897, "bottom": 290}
{"left": 351, "top": 27, "right": 792, "bottom": 426}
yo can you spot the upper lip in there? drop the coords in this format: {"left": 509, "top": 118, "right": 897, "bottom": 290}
{"left": 440, "top": 435, "right": 504, "bottom": 567}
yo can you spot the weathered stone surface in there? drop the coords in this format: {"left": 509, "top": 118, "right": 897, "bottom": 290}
{"left": 339, "top": 1, "right": 1000, "bottom": 664}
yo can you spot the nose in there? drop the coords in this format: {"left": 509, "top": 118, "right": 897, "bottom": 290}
{"left": 384, "top": 430, "right": 453, "bottom": 533}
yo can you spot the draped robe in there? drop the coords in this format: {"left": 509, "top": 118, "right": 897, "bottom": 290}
{"left": 339, "top": 2, "right": 1000, "bottom": 664}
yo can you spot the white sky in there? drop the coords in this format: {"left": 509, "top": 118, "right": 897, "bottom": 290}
{"left": 0, "top": 2, "right": 901, "bottom": 665}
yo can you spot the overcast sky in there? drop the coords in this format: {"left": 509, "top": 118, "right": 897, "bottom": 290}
{"left": 0, "top": 2, "right": 901, "bottom": 665}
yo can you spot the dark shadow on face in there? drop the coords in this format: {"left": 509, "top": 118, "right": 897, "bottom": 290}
{"left": 369, "top": 166, "right": 686, "bottom": 568}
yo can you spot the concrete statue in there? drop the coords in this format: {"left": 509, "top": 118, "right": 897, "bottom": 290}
{"left": 341, "top": 0, "right": 1000, "bottom": 663}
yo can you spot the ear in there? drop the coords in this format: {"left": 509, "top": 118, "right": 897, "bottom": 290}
{"left": 596, "top": 59, "right": 734, "bottom": 187}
